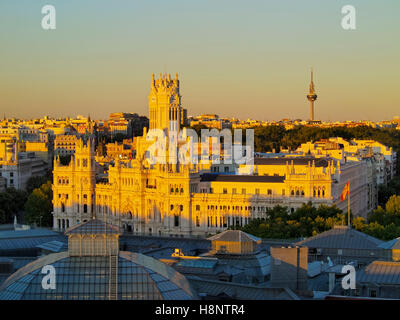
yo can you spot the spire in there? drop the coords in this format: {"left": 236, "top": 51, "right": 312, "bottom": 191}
{"left": 309, "top": 67, "right": 315, "bottom": 94}
{"left": 307, "top": 68, "right": 318, "bottom": 121}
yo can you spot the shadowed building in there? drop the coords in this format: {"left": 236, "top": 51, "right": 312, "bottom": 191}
{"left": 270, "top": 246, "right": 308, "bottom": 292}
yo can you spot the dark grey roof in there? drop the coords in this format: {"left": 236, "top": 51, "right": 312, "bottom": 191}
{"left": 200, "top": 173, "right": 284, "bottom": 183}
{"left": 254, "top": 157, "right": 329, "bottom": 167}
{"left": 0, "top": 229, "right": 60, "bottom": 240}
{"left": 208, "top": 230, "right": 261, "bottom": 243}
{"left": 36, "top": 240, "right": 68, "bottom": 253}
{"left": 295, "top": 226, "right": 384, "bottom": 250}
{"left": 357, "top": 261, "right": 400, "bottom": 285}
{"left": 187, "top": 277, "right": 300, "bottom": 300}
{"left": 307, "top": 273, "right": 330, "bottom": 292}
{"left": 176, "top": 259, "right": 218, "bottom": 269}
{"left": 65, "top": 219, "right": 121, "bottom": 235}
{"left": 0, "top": 235, "right": 65, "bottom": 252}
{"left": 378, "top": 237, "right": 400, "bottom": 249}
{"left": 200, "top": 251, "right": 270, "bottom": 281}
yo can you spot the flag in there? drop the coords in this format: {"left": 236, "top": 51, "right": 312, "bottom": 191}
{"left": 340, "top": 181, "right": 349, "bottom": 201}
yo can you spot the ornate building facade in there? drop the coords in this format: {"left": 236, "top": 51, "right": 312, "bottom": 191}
{"left": 52, "top": 74, "right": 370, "bottom": 236}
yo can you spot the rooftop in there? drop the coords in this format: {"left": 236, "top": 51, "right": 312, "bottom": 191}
{"left": 200, "top": 173, "right": 285, "bottom": 183}
{"left": 357, "top": 261, "right": 400, "bottom": 285}
{"left": 208, "top": 230, "right": 261, "bottom": 243}
{"left": 0, "top": 228, "right": 60, "bottom": 240}
{"left": 253, "top": 157, "right": 330, "bottom": 167}
{"left": 36, "top": 240, "right": 68, "bottom": 253}
{"left": 378, "top": 237, "right": 400, "bottom": 250}
{"left": 65, "top": 219, "right": 121, "bottom": 235}
{"left": 0, "top": 251, "right": 196, "bottom": 300}
{"left": 188, "top": 277, "right": 299, "bottom": 300}
{"left": 295, "top": 226, "right": 384, "bottom": 250}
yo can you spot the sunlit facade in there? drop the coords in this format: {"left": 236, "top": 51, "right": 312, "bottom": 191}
{"left": 52, "top": 75, "right": 371, "bottom": 237}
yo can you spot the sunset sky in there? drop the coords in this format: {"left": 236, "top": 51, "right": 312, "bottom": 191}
{"left": 0, "top": 0, "right": 399, "bottom": 121}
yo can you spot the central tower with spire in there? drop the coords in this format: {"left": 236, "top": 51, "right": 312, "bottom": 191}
{"left": 149, "top": 73, "right": 182, "bottom": 134}
{"left": 307, "top": 69, "right": 318, "bottom": 121}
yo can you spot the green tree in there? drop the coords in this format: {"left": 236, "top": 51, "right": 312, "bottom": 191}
{"left": 0, "top": 188, "right": 27, "bottom": 224}
{"left": 385, "top": 195, "right": 400, "bottom": 215}
{"left": 26, "top": 175, "right": 48, "bottom": 194}
{"left": 24, "top": 181, "right": 53, "bottom": 227}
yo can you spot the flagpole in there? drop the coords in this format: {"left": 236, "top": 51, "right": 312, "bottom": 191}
{"left": 348, "top": 180, "right": 351, "bottom": 228}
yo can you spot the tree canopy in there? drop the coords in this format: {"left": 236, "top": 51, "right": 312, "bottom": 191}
{"left": 24, "top": 181, "right": 53, "bottom": 227}
{"left": 0, "top": 188, "right": 27, "bottom": 224}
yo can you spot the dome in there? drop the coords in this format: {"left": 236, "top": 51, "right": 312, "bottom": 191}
{"left": 0, "top": 250, "right": 196, "bottom": 300}
{"left": 0, "top": 219, "right": 196, "bottom": 300}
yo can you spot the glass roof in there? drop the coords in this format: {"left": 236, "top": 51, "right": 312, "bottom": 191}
{"left": 0, "top": 252, "right": 195, "bottom": 300}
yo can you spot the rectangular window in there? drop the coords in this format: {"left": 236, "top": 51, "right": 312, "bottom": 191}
{"left": 268, "top": 189, "right": 272, "bottom": 195}
{"left": 174, "top": 215, "right": 180, "bottom": 227}
{"left": 232, "top": 188, "right": 236, "bottom": 194}
{"left": 255, "top": 188, "right": 260, "bottom": 195}
{"left": 223, "top": 188, "right": 227, "bottom": 194}
{"left": 196, "top": 205, "right": 200, "bottom": 211}
{"left": 282, "top": 189, "right": 285, "bottom": 196}
{"left": 242, "top": 188, "right": 246, "bottom": 194}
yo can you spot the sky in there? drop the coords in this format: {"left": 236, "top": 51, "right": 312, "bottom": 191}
{"left": 0, "top": 0, "right": 399, "bottom": 122}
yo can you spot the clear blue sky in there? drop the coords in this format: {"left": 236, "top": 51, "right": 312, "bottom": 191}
{"left": 0, "top": 0, "right": 399, "bottom": 121}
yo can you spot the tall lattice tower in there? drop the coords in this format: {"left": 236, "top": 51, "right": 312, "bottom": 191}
{"left": 307, "top": 69, "right": 318, "bottom": 121}
{"left": 148, "top": 73, "right": 182, "bottom": 134}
